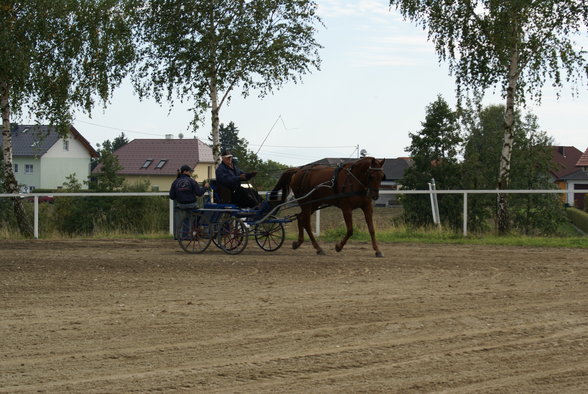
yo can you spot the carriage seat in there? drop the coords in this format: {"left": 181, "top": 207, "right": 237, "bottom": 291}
{"left": 210, "top": 180, "right": 232, "bottom": 204}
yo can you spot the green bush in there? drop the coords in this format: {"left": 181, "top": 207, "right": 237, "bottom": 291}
{"left": 51, "top": 181, "right": 168, "bottom": 236}
{"left": 566, "top": 208, "right": 588, "bottom": 233}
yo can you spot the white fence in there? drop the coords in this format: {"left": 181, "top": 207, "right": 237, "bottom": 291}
{"left": 0, "top": 192, "right": 172, "bottom": 239}
{"left": 0, "top": 189, "right": 574, "bottom": 239}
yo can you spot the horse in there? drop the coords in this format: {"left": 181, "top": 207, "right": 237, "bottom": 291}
{"left": 271, "top": 157, "right": 386, "bottom": 257}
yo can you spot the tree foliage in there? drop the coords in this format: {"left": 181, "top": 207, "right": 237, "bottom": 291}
{"left": 213, "top": 122, "right": 251, "bottom": 166}
{"left": 134, "top": 0, "right": 322, "bottom": 162}
{"left": 462, "top": 105, "right": 565, "bottom": 234}
{"left": 389, "top": 0, "right": 587, "bottom": 233}
{"left": 1, "top": 0, "right": 137, "bottom": 236}
{"left": 400, "top": 95, "right": 463, "bottom": 229}
{"left": 92, "top": 132, "right": 129, "bottom": 170}
{"left": 389, "top": 1, "right": 587, "bottom": 105}
{"left": 90, "top": 151, "right": 124, "bottom": 192}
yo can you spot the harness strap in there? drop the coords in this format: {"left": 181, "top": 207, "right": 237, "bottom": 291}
{"left": 330, "top": 164, "right": 344, "bottom": 192}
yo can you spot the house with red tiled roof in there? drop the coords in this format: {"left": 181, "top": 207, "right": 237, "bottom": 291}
{"left": 93, "top": 137, "right": 214, "bottom": 191}
{"left": 551, "top": 146, "right": 588, "bottom": 209}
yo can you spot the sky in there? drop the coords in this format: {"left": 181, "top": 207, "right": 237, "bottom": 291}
{"left": 69, "top": 0, "right": 587, "bottom": 167}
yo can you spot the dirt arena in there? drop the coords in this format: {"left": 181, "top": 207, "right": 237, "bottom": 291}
{"left": 1, "top": 239, "right": 587, "bottom": 393}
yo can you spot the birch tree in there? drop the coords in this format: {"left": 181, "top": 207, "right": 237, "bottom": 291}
{"left": 389, "top": 0, "right": 587, "bottom": 234}
{"left": 134, "top": 0, "right": 322, "bottom": 164}
{"left": 1, "top": 0, "right": 137, "bottom": 236}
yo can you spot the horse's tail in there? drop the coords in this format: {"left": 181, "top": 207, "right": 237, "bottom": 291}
{"left": 270, "top": 167, "right": 299, "bottom": 202}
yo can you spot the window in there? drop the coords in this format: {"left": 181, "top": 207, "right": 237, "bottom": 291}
{"left": 155, "top": 159, "right": 167, "bottom": 169}
{"left": 63, "top": 140, "right": 69, "bottom": 151}
{"left": 25, "top": 164, "right": 34, "bottom": 174}
{"left": 14, "top": 163, "right": 18, "bottom": 173}
{"left": 151, "top": 185, "right": 160, "bottom": 192}
{"left": 141, "top": 159, "right": 153, "bottom": 169}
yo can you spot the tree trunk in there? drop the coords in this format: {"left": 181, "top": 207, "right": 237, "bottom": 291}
{"left": 1, "top": 82, "right": 33, "bottom": 237}
{"left": 210, "top": 77, "right": 221, "bottom": 166}
{"left": 496, "top": 44, "right": 520, "bottom": 235}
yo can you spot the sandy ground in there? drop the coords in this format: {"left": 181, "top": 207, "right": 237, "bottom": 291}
{"left": 1, "top": 239, "right": 587, "bottom": 393}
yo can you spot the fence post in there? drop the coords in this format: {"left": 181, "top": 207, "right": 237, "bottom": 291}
{"left": 34, "top": 196, "right": 39, "bottom": 239}
{"left": 315, "top": 209, "right": 321, "bottom": 236}
{"left": 463, "top": 192, "right": 468, "bottom": 237}
{"left": 428, "top": 179, "right": 440, "bottom": 226}
{"left": 169, "top": 199, "right": 175, "bottom": 236}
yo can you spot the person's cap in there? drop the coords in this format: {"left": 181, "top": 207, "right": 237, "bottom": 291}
{"left": 180, "top": 164, "right": 193, "bottom": 172}
{"left": 221, "top": 150, "right": 233, "bottom": 158}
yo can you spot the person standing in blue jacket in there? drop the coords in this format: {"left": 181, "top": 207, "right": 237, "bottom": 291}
{"left": 215, "top": 150, "right": 261, "bottom": 208}
{"left": 169, "top": 164, "right": 209, "bottom": 209}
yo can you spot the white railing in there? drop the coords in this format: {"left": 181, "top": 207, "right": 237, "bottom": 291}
{"left": 0, "top": 189, "right": 574, "bottom": 238}
{"left": 0, "top": 192, "right": 172, "bottom": 239}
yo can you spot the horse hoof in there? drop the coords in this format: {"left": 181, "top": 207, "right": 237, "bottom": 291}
{"left": 375, "top": 251, "right": 384, "bottom": 258}
{"left": 317, "top": 249, "right": 326, "bottom": 256}
{"left": 335, "top": 244, "right": 342, "bottom": 252}
{"left": 292, "top": 241, "right": 300, "bottom": 250}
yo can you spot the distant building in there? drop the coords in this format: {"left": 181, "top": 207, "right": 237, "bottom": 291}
{"left": 93, "top": 138, "right": 214, "bottom": 191}
{"left": 550, "top": 146, "right": 588, "bottom": 209}
{"left": 1, "top": 124, "right": 98, "bottom": 191}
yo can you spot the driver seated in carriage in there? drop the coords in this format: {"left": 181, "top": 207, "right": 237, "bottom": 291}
{"left": 215, "top": 150, "right": 262, "bottom": 209}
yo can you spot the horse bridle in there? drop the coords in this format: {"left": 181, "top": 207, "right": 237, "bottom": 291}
{"left": 343, "top": 163, "right": 384, "bottom": 196}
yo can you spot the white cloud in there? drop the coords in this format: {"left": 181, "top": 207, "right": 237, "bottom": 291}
{"left": 318, "top": 0, "right": 394, "bottom": 19}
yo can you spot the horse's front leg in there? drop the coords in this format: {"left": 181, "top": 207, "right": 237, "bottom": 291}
{"left": 335, "top": 208, "right": 353, "bottom": 252}
{"left": 362, "top": 204, "right": 383, "bottom": 257}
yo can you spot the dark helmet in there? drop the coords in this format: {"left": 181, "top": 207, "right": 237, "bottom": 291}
{"left": 180, "top": 164, "right": 192, "bottom": 173}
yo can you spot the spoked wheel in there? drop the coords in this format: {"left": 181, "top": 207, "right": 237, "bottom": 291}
{"left": 254, "top": 217, "right": 285, "bottom": 252}
{"left": 178, "top": 214, "right": 212, "bottom": 254}
{"left": 216, "top": 215, "right": 249, "bottom": 255}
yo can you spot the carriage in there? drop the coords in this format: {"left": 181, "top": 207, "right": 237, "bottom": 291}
{"left": 176, "top": 185, "right": 295, "bottom": 255}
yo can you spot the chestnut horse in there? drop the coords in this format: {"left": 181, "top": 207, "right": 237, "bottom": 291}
{"left": 272, "top": 157, "right": 386, "bottom": 257}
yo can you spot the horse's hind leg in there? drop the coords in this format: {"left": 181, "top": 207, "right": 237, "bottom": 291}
{"left": 335, "top": 208, "right": 353, "bottom": 252}
{"left": 304, "top": 213, "right": 325, "bottom": 255}
{"left": 293, "top": 207, "right": 324, "bottom": 255}
{"left": 292, "top": 212, "right": 305, "bottom": 250}
{"left": 363, "top": 204, "right": 383, "bottom": 257}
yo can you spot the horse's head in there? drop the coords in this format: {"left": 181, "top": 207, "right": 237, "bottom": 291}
{"left": 366, "top": 158, "right": 385, "bottom": 200}
{"left": 349, "top": 157, "right": 385, "bottom": 200}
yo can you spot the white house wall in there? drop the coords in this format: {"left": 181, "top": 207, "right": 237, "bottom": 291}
{"left": 40, "top": 135, "right": 92, "bottom": 189}
{"left": 13, "top": 156, "right": 41, "bottom": 191}
{"left": 43, "top": 135, "right": 89, "bottom": 159}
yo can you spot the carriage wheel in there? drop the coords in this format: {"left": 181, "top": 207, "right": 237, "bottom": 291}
{"left": 216, "top": 216, "right": 249, "bottom": 255}
{"left": 254, "top": 217, "right": 285, "bottom": 252}
{"left": 178, "top": 214, "right": 212, "bottom": 254}
{"left": 211, "top": 212, "right": 232, "bottom": 250}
